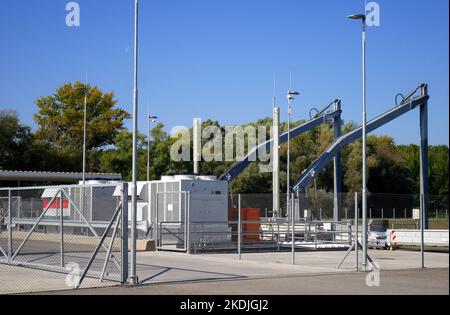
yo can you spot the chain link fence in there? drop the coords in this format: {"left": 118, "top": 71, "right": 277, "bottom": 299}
{"left": 0, "top": 183, "right": 128, "bottom": 294}
{"left": 149, "top": 191, "right": 448, "bottom": 254}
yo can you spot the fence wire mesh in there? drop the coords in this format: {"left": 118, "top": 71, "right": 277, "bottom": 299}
{"left": 0, "top": 183, "right": 128, "bottom": 294}
{"left": 149, "top": 191, "right": 448, "bottom": 254}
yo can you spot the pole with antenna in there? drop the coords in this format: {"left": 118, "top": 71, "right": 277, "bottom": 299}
{"left": 82, "top": 72, "right": 88, "bottom": 185}
{"left": 272, "top": 75, "right": 280, "bottom": 218}
{"left": 287, "top": 74, "right": 299, "bottom": 218}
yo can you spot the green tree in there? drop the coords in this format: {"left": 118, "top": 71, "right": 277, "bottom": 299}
{"left": 33, "top": 82, "right": 130, "bottom": 171}
{"left": 100, "top": 130, "right": 146, "bottom": 181}
{"left": 0, "top": 110, "right": 47, "bottom": 171}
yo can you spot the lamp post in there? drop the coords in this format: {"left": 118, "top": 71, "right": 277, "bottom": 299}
{"left": 348, "top": 13, "right": 368, "bottom": 271}
{"left": 286, "top": 90, "right": 299, "bottom": 217}
{"left": 129, "top": 0, "right": 139, "bottom": 285}
{"left": 74, "top": 85, "right": 89, "bottom": 184}
{"left": 147, "top": 115, "right": 158, "bottom": 182}
{"left": 82, "top": 89, "right": 87, "bottom": 185}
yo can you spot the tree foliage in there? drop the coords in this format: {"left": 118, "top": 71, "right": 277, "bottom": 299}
{"left": 0, "top": 82, "right": 448, "bottom": 206}
{"left": 34, "top": 82, "right": 129, "bottom": 152}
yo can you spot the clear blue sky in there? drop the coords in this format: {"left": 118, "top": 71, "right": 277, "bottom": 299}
{"left": 0, "top": 0, "right": 448, "bottom": 145}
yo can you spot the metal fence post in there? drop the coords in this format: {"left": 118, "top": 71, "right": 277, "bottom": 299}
{"left": 313, "top": 223, "right": 317, "bottom": 249}
{"left": 348, "top": 222, "right": 352, "bottom": 246}
{"left": 405, "top": 208, "right": 407, "bottom": 219}
{"left": 121, "top": 182, "right": 129, "bottom": 284}
{"left": 184, "top": 192, "right": 187, "bottom": 252}
{"left": 187, "top": 191, "right": 191, "bottom": 254}
{"left": 420, "top": 194, "right": 425, "bottom": 269}
{"left": 238, "top": 194, "right": 241, "bottom": 260}
{"left": 155, "top": 193, "right": 159, "bottom": 249}
{"left": 277, "top": 222, "right": 280, "bottom": 252}
{"left": 355, "top": 192, "right": 359, "bottom": 271}
{"left": 393, "top": 208, "right": 396, "bottom": 220}
{"left": 381, "top": 208, "right": 384, "bottom": 219}
{"left": 291, "top": 193, "right": 295, "bottom": 265}
{"left": 370, "top": 208, "right": 372, "bottom": 219}
{"left": 60, "top": 189, "right": 64, "bottom": 268}
{"left": 8, "top": 189, "right": 12, "bottom": 262}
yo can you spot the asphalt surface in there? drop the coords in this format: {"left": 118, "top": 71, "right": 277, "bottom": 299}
{"left": 41, "top": 268, "right": 449, "bottom": 295}
{"left": 2, "top": 249, "right": 448, "bottom": 295}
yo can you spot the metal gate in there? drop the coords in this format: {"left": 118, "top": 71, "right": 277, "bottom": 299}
{"left": 0, "top": 183, "right": 128, "bottom": 289}
{"left": 155, "top": 191, "right": 189, "bottom": 252}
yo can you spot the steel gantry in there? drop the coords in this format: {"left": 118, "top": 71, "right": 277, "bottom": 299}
{"left": 291, "top": 84, "right": 430, "bottom": 227}
{"left": 219, "top": 99, "right": 344, "bottom": 220}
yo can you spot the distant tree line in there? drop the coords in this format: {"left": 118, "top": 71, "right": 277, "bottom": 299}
{"left": 0, "top": 82, "right": 448, "bottom": 208}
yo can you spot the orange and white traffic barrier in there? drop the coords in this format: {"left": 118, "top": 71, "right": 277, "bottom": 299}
{"left": 391, "top": 230, "right": 398, "bottom": 251}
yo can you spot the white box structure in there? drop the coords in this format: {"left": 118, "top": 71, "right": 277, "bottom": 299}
{"left": 116, "top": 175, "right": 231, "bottom": 248}
{"left": 148, "top": 175, "right": 231, "bottom": 248}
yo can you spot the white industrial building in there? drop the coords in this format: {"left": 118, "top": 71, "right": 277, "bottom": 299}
{"left": 116, "top": 175, "right": 231, "bottom": 248}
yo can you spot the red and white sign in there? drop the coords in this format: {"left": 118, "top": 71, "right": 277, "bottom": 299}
{"left": 43, "top": 199, "right": 70, "bottom": 217}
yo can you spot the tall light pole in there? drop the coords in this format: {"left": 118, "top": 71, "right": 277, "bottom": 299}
{"left": 129, "top": 0, "right": 139, "bottom": 285}
{"left": 82, "top": 88, "right": 88, "bottom": 185}
{"left": 147, "top": 115, "right": 158, "bottom": 182}
{"left": 286, "top": 90, "right": 299, "bottom": 217}
{"left": 348, "top": 13, "right": 368, "bottom": 270}
{"left": 74, "top": 85, "right": 89, "bottom": 184}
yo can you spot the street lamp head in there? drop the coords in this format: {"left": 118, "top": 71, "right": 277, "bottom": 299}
{"left": 148, "top": 115, "right": 158, "bottom": 122}
{"left": 347, "top": 14, "right": 366, "bottom": 22}
{"left": 287, "top": 90, "right": 300, "bottom": 100}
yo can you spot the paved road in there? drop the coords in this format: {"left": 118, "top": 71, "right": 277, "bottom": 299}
{"left": 44, "top": 268, "right": 449, "bottom": 295}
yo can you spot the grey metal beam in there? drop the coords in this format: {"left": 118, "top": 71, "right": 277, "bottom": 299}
{"left": 220, "top": 108, "right": 342, "bottom": 181}
{"left": 420, "top": 84, "right": 429, "bottom": 229}
{"left": 272, "top": 107, "right": 281, "bottom": 217}
{"left": 292, "top": 92, "right": 429, "bottom": 192}
{"left": 333, "top": 100, "right": 342, "bottom": 221}
{"left": 0, "top": 171, "right": 122, "bottom": 183}
{"left": 121, "top": 182, "right": 129, "bottom": 283}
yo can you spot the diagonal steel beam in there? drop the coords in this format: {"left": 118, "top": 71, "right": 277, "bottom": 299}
{"left": 11, "top": 190, "right": 60, "bottom": 261}
{"left": 76, "top": 203, "right": 122, "bottom": 289}
{"left": 99, "top": 212, "right": 121, "bottom": 282}
{"left": 61, "top": 188, "right": 121, "bottom": 271}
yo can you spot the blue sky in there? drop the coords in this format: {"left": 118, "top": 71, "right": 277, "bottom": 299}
{"left": 0, "top": 0, "right": 448, "bottom": 145}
